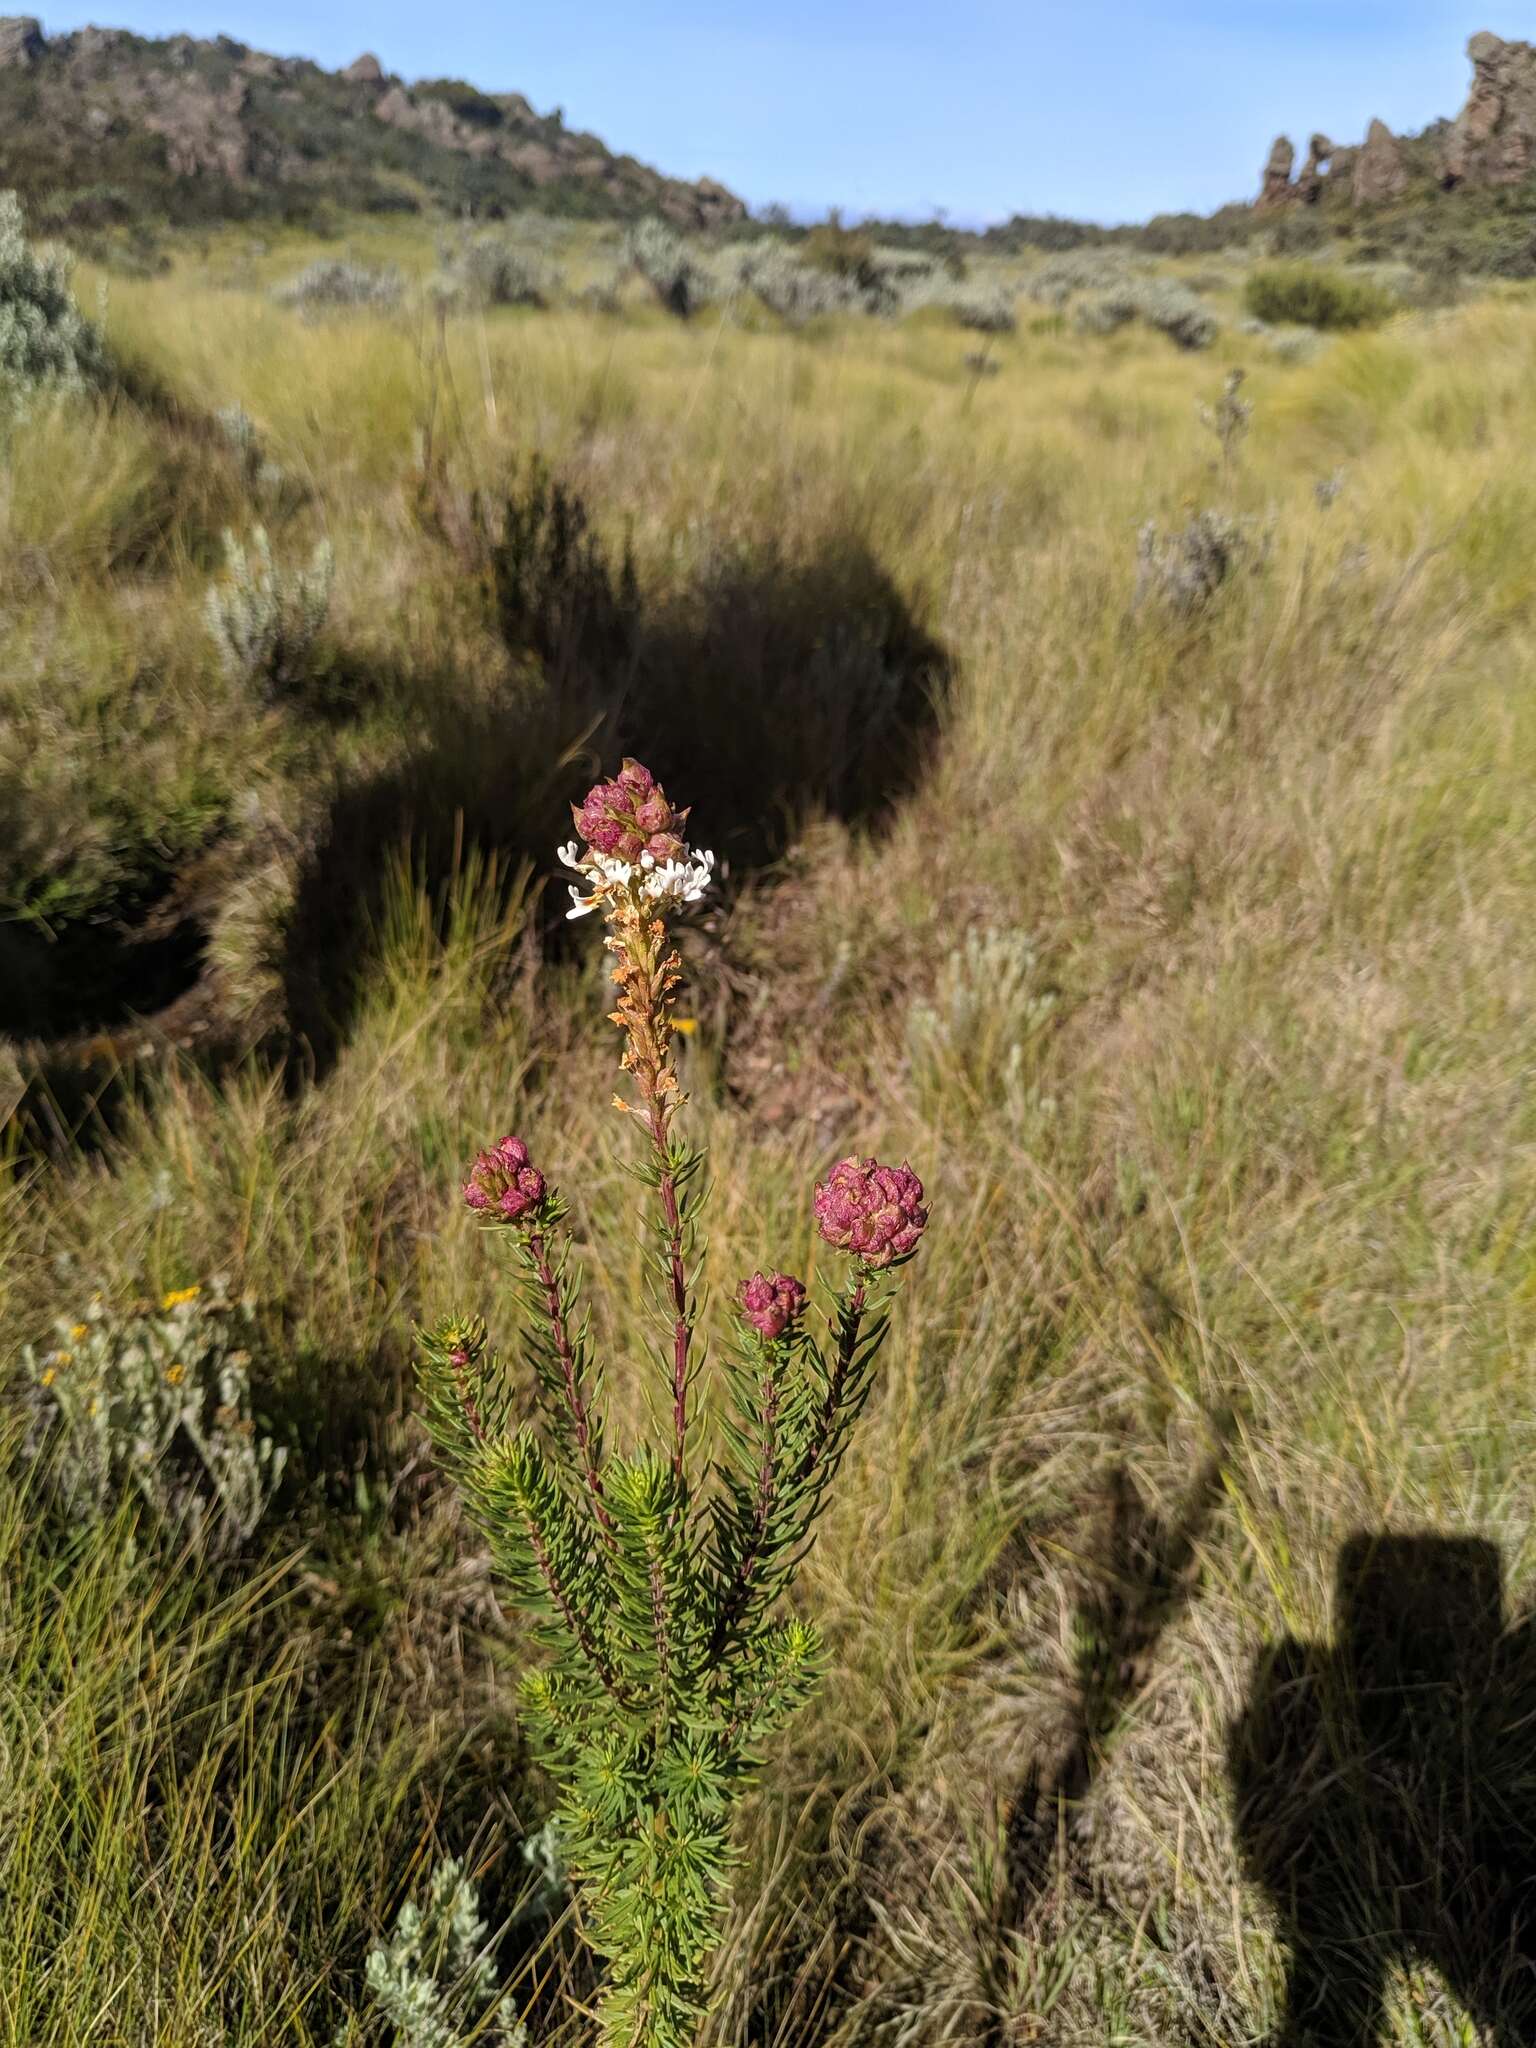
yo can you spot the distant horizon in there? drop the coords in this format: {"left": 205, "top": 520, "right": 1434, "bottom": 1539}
{"left": 30, "top": 3, "right": 1509, "bottom": 227}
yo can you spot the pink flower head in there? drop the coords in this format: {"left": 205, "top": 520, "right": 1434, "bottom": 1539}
{"left": 573, "top": 758, "right": 689, "bottom": 866}
{"left": 814, "top": 1156, "right": 928, "bottom": 1269}
{"left": 463, "top": 1134, "right": 547, "bottom": 1226}
{"left": 738, "top": 1271, "right": 808, "bottom": 1341}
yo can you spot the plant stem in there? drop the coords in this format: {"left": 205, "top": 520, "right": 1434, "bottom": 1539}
{"left": 709, "top": 1350, "right": 782, "bottom": 1660}
{"left": 797, "top": 1281, "right": 867, "bottom": 1489}
{"left": 527, "top": 1229, "right": 615, "bottom": 1546}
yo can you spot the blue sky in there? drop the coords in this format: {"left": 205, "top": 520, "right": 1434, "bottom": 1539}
{"left": 40, "top": 1, "right": 1503, "bottom": 223}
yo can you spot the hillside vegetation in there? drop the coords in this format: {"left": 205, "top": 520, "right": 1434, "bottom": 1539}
{"left": 4, "top": 205, "right": 1536, "bottom": 2045}
{"left": 0, "top": 19, "right": 742, "bottom": 234}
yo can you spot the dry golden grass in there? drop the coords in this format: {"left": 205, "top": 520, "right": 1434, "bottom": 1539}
{"left": 4, "top": 227, "right": 1536, "bottom": 2044}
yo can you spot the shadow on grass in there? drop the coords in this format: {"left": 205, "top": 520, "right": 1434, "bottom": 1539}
{"left": 1230, "top": 1532, "right": 1536, "bottom": 2046}
{"left": 1002, "top": 1445, "right": 1228, "bottom": 1917}
{"left": 281, "top": 514, "right": 949, "bottom": 1076}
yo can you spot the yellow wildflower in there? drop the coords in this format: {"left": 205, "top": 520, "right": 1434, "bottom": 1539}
{"left": 40, "top": 1367, "right": 56, "bottom": 1388}
{"left": 70, "top": 1322, "right": 89, "bottom": 1341}
{"left": 161, "top": 1285, "right": 201, "bottom": 1310}
{"left": 165, "top": 1363, "right": 186, "bottom": 1387}
{"left": 672, "top": 1017, "right": 698, "bottom": 1036}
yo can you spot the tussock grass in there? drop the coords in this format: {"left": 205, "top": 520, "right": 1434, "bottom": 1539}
{"left": 4, "top": 223, "right": 1536, "bottom": 2042}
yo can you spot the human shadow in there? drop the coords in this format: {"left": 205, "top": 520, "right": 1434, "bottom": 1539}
{"left": 1230, "top": 1533, "right": 1536, "bottom": 2045}
{"left": 1004, "top": 1445, "right": 1227, "bottom": 1914}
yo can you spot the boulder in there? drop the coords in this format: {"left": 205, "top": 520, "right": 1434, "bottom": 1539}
{"left": 342, "top": 52, "right": 384, "bottom": 86}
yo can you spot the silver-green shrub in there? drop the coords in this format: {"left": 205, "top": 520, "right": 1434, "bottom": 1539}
{"left": 947, "top": 284, "right": 1018, "bottom": 334}
{"left": 734, "top": 239, "right": 858, "bottom": 324}
{"left": 437, "top": 234, "right": 560, "bottom": 310}
{"left": 907, "top": 927, "right": 1056, "bottom": 1120}
{"left": 1199, "top": 367, "right": 1252, "bottom": 468}
{"left": 622, "top": 218, "right": 715, "bottom": 320}
{"left": 1025, "top": 249, "right": 1148, "bottom": 307}
{"left": 205, "top": 525, "right": 334, "bottom": 701}
{"left": 273, "top": 258, "right": 403, "bottom": 319}
{"left": 0, "top": 188, "right": 108, "bottom": 415}
{"left": 577, "top": 268, "right": 626, "bottom": 315}
{"left": 1134, "top": 510, "right": 1254, "bottom": 614}
{"left": 1077, "top": 277, "right": 1218, "bottom": 350}
{"left": 341, "top": 1855, "right": 544, "bottom": 2048}
{"left": 214, "top": 401, "right": 301, "bottom": 511}
{"left": 20, "top": 1280, "right": 286, "bottom": 1545}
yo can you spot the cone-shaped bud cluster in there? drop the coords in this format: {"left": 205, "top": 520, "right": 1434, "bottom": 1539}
{"left": 464, "top": 1135, "right": 547, "bottom": 1225}
{"left": 737, "top": 1271, "right": 808, "bottom": 1341}
{"left": 573, "top": 758, "right": 688, "bottom": 865}
{"left": 814, "top": 1156, "right": 928, "bottom": 1269}
{"left": 438, "top": 1313, "right": 488, "bottom": 1369}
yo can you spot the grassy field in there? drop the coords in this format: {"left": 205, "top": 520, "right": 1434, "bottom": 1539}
{"left": 4, "top": 218, "right": 1536, "bottom": 2044}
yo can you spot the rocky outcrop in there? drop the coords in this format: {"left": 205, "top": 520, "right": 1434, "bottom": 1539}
{"left": 375, "top": 82, "right": 499, "bottom": 158}
{"left": 0, "top": 16, "right": 746, "bottom": 229}
{"left": 1296, "top": 132, "right": 1336, "bottom": 203}
{"left": 1355, "top": 117, "right": 1409, "bottom": 204}
{"left": 0, "top": 14, "right": 44, "bottom": 66}
{"left": 1257, "top": 135, "right": 1296, "bottom": 209}
{"left": 1444, "top": 30, "right": 1536, "bottom": 186}
{"left": 1258, "top": 32, "right": 1536, "bottom": 210}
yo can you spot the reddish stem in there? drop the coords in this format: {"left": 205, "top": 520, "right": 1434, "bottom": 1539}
{"left": 449, "top": 1355, "right": 488, "bottom": 1447}
{"left": 651, "top": 1136, "right": 693, "bottom": 1485}
{"left": 528, "top": 1230, "right": 615, "bottom": 1546}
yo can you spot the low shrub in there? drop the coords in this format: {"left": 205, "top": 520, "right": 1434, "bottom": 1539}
{"left": 272, "top": 258, "right": 403, "bottom": 318}
{"left": 1135, "top": 509, "right": 1260, "bottom": 614}
{"left": 437, "top": 233, "right": 560, "bottom": 309}
{"left": 622, "top": 218, "right": 714, "bottom": 320}
{"left": 734, "top": 240, "right": 859, "bottom": 324}
{"left": 577, "top": 267, "right": 626, "bottom": 315}
{"left": 949, "top": 283, "right": 1017, "bottom": 334}
{"left": 1244, "top": 264, "right": 1397, "bottom": 331}
{"left": 1078, "top": 276, "right": 1218, "bottom": 350}
{"left": 20, "top": 1280, "right": 287, "bottom": 1546}
{"left": 0, "top": 187, "right": 109, "bottom": 414}
{"left": 205, "top": 524, "right": 335, "bottom": 703}
{"left": 342, "top": 1848, "right": 564, "bottom": 2047}
{"left": 906, "top": 925, "right": 1056, "bottom": 1121}
{"left": 1200, "top": 367, "right": 1252, "bottom": 467}
{"left": 1026, "top": 248, "right": 1146, "bottom": 307}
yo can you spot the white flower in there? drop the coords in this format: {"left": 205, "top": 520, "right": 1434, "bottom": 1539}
{"left": 559, "top": 839, "right": 715, "bottom": 919}
{"left": 641, "top": 850, "right": 716, "bottom": 908}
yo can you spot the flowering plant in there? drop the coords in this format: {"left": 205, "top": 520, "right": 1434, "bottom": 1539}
{"left": 416, "top": 761, "right": 926, "bottom": 2048}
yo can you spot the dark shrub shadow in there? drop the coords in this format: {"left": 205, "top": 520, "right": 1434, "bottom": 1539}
{"left": 5, "top": 467, "right": 948, "bottom": 1104}
{"left": 1230, "top": 1533, "right": 1536, "bottom": 2045}
{"left": 281, "top": 475, "right": 948, "bottom": 1074}
{"left": 1004, "top": 1444, "right": 1227, "bottom": 1916}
